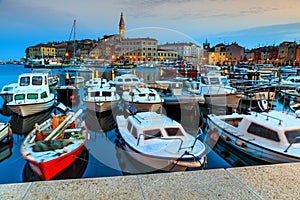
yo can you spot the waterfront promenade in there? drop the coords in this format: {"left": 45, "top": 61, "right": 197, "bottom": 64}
{"left": 1, "top": 162, "right": 299, "bottom": 199}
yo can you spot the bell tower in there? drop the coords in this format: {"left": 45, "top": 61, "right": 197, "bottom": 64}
{"left": 119, "top": 12, "right": 125, "bottom": 40}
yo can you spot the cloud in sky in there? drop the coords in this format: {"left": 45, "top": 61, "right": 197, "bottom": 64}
{"left": 0, "top": 0, "right": 300, "bottom": 59}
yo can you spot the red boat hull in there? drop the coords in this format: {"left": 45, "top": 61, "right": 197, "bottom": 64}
{"left": 27, "top": 143, "right": 85, "bottom": 180}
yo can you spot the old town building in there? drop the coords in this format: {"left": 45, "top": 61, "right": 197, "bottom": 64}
{"left": 26, "top": 44, "right": 56, "bottom": 59}
{"left": 159, "top": 42, "right": 202, "bottom": 64}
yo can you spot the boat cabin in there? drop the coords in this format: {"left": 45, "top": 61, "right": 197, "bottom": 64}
{"left": 124, "top": 87, "right": 163, "bottom": 103}
{"left": 13, "top": 73, "right": 52, "bottom": 103}
{"left": 18, "top": 73, "right": 49, "bottom": 88}
{"left": 85, "top": 78, "right": 109, "bottom": 88}
{"left": 125, "top": 112, "right": 190, "bottom": 149}
{"left": 219, "top": 111, "right": 300, "bottom": 150}
{"left": 86, "top": 86, "right": 118, "bottom": 100}
{"left": 189, "top": 72, "right": 236, "bottom": 95}
{"left": 113, "top": 74, "right": 142, "bottom": 85}
{"left": 198, "top": 72, "right": 230, "bottom": 86}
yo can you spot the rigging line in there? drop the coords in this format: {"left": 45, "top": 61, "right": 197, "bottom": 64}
{"left": 72, "top": 154, "right": 105, "bottom": 168}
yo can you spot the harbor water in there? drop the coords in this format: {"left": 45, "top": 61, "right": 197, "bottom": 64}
{"left": 0, "top": 64, "right": 289, "bottom": 184}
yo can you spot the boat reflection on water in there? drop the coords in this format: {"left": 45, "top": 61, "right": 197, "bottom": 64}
{"left": 164, "top": 103, "right": 203, "bottom": 134}
{"left": 9, "top": 107, "right": 55, "bottom": 134}
{"left": 0, "top": 139, "right": 13, "bottom": 163}
{"left": 208, "top": 137, "right": 264, "bottom": 167}
{"left": 84, "top": 109, "right": 116, "bottom": 132}
{"left": 0, "top": 103, "right": 12, "bottom": 116}
{"left": 22, "top": 147, "right": 89, "bottom": 182}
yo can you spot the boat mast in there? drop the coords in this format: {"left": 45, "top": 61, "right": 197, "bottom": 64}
{"left": 73, "top": 19, "right": 76, "bottom": 61}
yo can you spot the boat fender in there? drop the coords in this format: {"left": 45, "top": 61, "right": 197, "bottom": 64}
{"left": 209, "top": 132, "right": 219, "bottom": 141}
{"left": 7, "top": 127, "right": 12, "bottom": 137}
{"left": 51, "top": 114, "right": 58, "bottom": 129}
{"left": 235, "top": 141, "right": 247, "bottom": 148}
{"left": 222, "top": 134, "right": 231, "bottom": 141}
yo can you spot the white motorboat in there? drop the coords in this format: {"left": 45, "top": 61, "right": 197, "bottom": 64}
{"left": 188, "top": 72, "right": 242, "bottom": 111}
{"left": 122, "top": 87, "right": 163, "bottom": 113}
{"left": 83, "top": 85, "right": 120, "bottom": 113}
{"left": 6, "top": 73, "right": 55, "bottom": 117}
{"left": 205, "top": 110, "right": 300, "bottom": 164}
{"left": 155, "top": 77, "right": 205, "bottom": 110}
{"left": 116, "top": 112, "right": 206, "bottom": 171}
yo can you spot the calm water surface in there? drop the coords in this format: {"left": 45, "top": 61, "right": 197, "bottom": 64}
{"left": 2, "top": 64, "right": 290, "bottom": 184}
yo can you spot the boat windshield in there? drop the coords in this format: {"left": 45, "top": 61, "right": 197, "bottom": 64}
{"left": 285, "top": 130, "right": 300, "bottom": 143}
{"left": 32, "top": 76, "right": 43, "bottom": 85}
{"left": 3, "top": 87, "right": 14, "bottom": 92}
{"left": 209, "top": 77, "right": 220, "bottom": 85}
{"left": 143, "top": 129, "right": 162, "bottom": 140}
{"left": 102, "top": 91, "right": 112, "bottom": 97}
{"left": 221, "top": 77, "right": 229, "bottom": 85}
{"left": 20, "top": 76, "right": 30, "bottom": 86}
{"left": 165, "top": 127, "right": 184, "bottom": 136}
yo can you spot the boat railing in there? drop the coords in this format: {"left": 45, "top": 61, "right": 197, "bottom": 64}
{"left": 284, "top": 136, "right": 300, "bottom": 152}
{"left": 257, "top": 113, "right": 283, "bottom": 125}
{"left": 137, "top": 133, "right": 184, "bottom": 152}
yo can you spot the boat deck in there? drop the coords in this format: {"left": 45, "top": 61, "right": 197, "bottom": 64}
{"left": 2, "top": 162, "right": 300, "bottom": 199}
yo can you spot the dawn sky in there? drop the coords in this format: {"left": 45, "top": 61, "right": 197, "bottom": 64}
{"left": 1, "top": 0, "right": 300, "bottom": 60}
